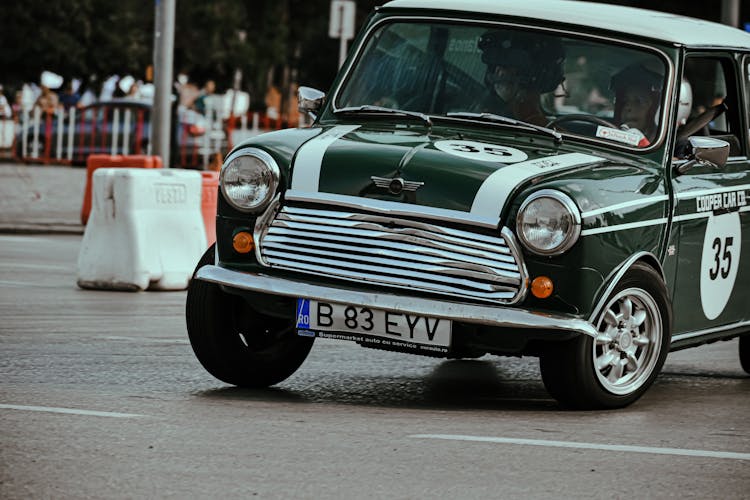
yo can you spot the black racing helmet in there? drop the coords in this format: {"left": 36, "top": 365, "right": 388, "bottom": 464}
{"left": 477, "top": 29, "right": 566, "bottom": 93}
{"left": 610, "top": 61, "right": 664, "bottom": 95}
{"left": 610, "top": 61, "right": 665, "bottom": 127}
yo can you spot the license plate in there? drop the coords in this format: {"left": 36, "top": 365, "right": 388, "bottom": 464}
{"left": 295, "top": 299, "right": 451, "bottom": 354}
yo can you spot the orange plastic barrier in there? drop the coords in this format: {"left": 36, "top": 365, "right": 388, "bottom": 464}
{"left": 81, "top": 154, "right": 163, "bottom": 225}
{"left": 201, "top": 171, "right": 219, "bottom": 246}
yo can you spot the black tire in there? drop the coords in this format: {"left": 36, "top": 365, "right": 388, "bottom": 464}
{"left": 540, "top": 262, "right": 672, "bottom": 409}
{"left": 740, "top": 335, "right": 750, "bottom": 375}
{"left": 186, "top": 245, "right": 314, "bottom": 387}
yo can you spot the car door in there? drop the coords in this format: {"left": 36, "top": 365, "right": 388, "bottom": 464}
{"left": 670, "top": 52, "right": 750, "bottom": 339}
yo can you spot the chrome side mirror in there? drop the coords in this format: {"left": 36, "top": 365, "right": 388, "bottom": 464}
{"left": 674, "top": 136, "right": 730, "bottom": 175}
{"left": 297, "top": 86, "right": 325, "bottom": 120}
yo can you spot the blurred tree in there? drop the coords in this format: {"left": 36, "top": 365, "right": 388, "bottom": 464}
{"left": 2, "top": 0, "right": 748, "bottom": 105}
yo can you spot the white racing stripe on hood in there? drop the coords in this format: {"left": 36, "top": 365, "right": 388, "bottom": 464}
{"left": 291, "top": 125, "right": 361, "bottom": 191}
{"left": 470, "top": 153, "right": 605, "bottom": 220}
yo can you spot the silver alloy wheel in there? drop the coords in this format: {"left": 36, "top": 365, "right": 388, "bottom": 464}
{"left": 593, "top": 288, "right": 662, "bottom": 395}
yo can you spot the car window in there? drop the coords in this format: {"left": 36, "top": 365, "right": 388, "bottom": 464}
{"left": 682, "top": 56, "right": 744, "bottom": 156}
{"left": 336, "top": 21, "right": 669, "bottom": 149}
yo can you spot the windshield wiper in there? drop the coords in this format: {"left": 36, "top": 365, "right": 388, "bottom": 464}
{"left": 445, "top": 112, "right": 562, "bottom": 144}
{"left": 335, "top": 105, "right": 432, "bottom": 128}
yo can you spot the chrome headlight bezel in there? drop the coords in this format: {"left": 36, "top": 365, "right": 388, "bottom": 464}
{"left": 515, "top": 189, "right": 582, "bottom": 257}
{"left": 219, "top": 148, "right": 280, "bottom": 213}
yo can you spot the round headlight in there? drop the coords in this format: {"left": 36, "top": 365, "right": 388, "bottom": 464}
{"left": 220, "top": 148, "right": 280, "bottom": 212}
{"left": 516, "top": 190, "right": 581, "bottom": 256}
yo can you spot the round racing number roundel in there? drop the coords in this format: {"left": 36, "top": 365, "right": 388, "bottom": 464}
{"left": 433, "top": 140, "right": 528, "bottom": 163}
{"left": 700, "top": 212, "right": 742, "bottom": 320}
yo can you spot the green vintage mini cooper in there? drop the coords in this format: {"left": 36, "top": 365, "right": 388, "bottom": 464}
{"left": 186, "top": 0, "right": 750, "bottom": 408}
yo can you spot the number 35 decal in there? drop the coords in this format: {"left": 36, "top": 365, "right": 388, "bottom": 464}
{"left": 433, "top": 140, "right": 529, "bottom": 163}
{"left": 700, "top": 213, "right": 742, "bottom": 320}
{"left": 708, "top": 236, "right": 733, "bottom": 280}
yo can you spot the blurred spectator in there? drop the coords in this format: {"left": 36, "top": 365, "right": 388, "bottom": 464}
{"left": 59, "top": 81, "right": 82, "bottom": 110}
{"left": 194, "top": 80, "right": 216, "bottom": 115}
{"left": 100, "top": 75, "right": 119, "bottom": 101}
{"left": 126, "top": 79, "right": 142, "bottom": 99}
{"left": 12, "top": 91, "right": 24, "bottom": 116}
{"left": 176, "top": 73, "right": 200, "bottom": 107}
{"left": 265, "top": 84, "right": 281, "bottom": 123}
{"left": 285, "top": 83, "right": 299, "bottom": 127}
{"left": 35, "top": 85, "right": 60, "bottom": 112}
{"left": 0, "top": 85, "right": 11, "bottom": 118}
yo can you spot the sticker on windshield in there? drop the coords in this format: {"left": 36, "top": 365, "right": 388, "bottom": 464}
{"left": 700, "top": 212, "right": 742, "bottom": 320}
{"left": 433, "top": 140, "right": 528, "bottom": 163}
{"left": 595, "top": 126, "right": 648, "bottom": 147}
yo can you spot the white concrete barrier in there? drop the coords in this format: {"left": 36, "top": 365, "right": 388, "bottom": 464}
{"left": 77, "top": 168, "right": 207, "bottom": 291}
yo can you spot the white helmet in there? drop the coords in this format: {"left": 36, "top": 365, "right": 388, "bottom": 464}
{"left": 677, "top": 78, "right": 692, "bottom": 126}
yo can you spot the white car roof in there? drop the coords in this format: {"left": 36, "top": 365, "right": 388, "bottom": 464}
{"left": 381, "top": 0, "right": 750, "bottom": 49}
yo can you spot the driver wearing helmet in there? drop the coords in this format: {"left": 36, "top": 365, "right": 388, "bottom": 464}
{"left": 477, "top": 30, "right": 566, "bottom": 126}
{"left": 610, "top": 62, "right": 664, "bottom": 147}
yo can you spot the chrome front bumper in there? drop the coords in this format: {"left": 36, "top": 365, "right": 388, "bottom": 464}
{"left": 195, "top": 265, "right": 598, "bottom": 338}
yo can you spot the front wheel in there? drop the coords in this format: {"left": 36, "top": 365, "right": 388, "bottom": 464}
{"left": 185, "top": 245, "right": 314, "bottom": 387}
{"left": 540, "top": 263, "right": 672, "bottom": 409}
{"left": 740, "top": 335, "right": 750, "bottom": 375}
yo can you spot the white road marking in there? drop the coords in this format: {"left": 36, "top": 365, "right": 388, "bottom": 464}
{"left": 409, "top": 434, "right": 750, "bottom": 461}
{"left": 0, "top": 404, "right": 145, "bottom": 419}
{"left": 0, "top": 280, "right": 59, "bottom": 288}
{"left": 0, "top": 262, "right": 70, "bottom": 271}
{"left": 103, "top": 335, "right": 190, "bottom": 344}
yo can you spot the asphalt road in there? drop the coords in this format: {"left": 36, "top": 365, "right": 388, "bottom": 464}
{"left": 1, "top": 234, "right": 748, "bottom": 499}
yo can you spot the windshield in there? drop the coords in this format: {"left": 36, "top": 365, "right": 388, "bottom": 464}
{"left": 335, "top": 21, "right": 669, "bottom": 148}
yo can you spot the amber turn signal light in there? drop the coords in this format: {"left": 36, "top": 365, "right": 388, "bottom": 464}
{"left": 232, "top": 231, "right": 255, "bottom": 254}
{"left": 531, "top": 276, "right": 554, "bottom": 299}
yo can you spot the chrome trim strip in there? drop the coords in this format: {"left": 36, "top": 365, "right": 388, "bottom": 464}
{"left": 265, "top": 225, "right": 514, "bottom": 265}
{"left": 501, "top": 227, "right": 530, "bottom": 304}
{"left": 284, "top": 189, "right": 500, "bottom": 229}
{"left": 580, "top": 195, "right": 670, "bottom": 218}
{"left": 253, "top": 194, "right": 282, "bottom": 266}
{"left": 329, "top": 15, "right": 675, "bottom": 154}
{"left": 281, "top": 205, "right": 506, "bottom": 245}
{"left": 671, "top": 320, "right": 750, "bottom": 343}
{"left": 262, "top": 237, "right": 519, "bottom": 275}
{"left": 262, "top": 250, "right": 520, "bottom": 289}
{"left": 195, "top": 265, "right": 598, "bottom": 337}
{"left": 262, "top": 230, "right": 516, "bottom": 267}
{"left": 588, "top": 251, "right": 665, "bottom": 323}
{"left": 273, "top": 218, "right": 505, "bottom": 255}
{"left": 260, "top": 259, "right": 516, "bottom": 300}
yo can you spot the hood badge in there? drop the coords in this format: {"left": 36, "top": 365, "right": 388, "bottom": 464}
{"left": 371, "top": 176, "right": 424, "bottom": 195}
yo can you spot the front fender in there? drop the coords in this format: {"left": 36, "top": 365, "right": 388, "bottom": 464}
{"left": 588, "top": 251, "right": 666, "bottom": 323}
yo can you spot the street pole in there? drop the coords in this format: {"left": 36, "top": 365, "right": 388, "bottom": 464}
{"left": 152, "top": 0, "right": 176, "bottom": 168}
{"left": 721, "top": 0, "right": 739, "bottom": 27}
{"left": 338, "top": 4, "right": 347, "bottom": 69}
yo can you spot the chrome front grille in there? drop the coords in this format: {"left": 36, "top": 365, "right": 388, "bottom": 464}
{"left": 258, "top": 204, "right": 526, "bottom": 303}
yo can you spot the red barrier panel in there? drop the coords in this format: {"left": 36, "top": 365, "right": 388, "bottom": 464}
{"left": 81, "top": 154, "right": 163, "bottom": 225}
{"left": 201, "top": 171, "right": 219, "bottom": 247}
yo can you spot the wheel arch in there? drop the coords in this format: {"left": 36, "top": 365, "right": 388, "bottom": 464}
{"left": 588, "top": 251, "right": 666, "bottom": 323}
